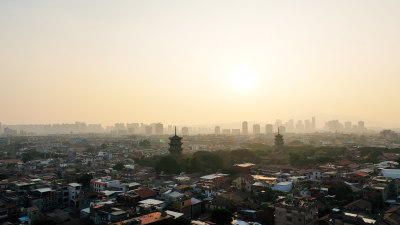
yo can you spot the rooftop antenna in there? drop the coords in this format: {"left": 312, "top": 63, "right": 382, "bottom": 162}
{"left": 175, "top": 126, "right": 177, "bottom": 136}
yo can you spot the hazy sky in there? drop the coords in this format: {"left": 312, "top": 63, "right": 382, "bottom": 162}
{"left": 1, "top": 1, "right": 400, "bottom": 126}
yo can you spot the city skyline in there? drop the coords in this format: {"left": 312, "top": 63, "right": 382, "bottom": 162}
{"left": 2, "top": 1, "right": 400, "bottom": 126}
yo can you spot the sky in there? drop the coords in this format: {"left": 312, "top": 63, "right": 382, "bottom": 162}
{"left": 1, "top": 0, "right": 400, "bottom": 127}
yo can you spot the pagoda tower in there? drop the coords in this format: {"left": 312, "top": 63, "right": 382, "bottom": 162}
{"left": 168, "top": 127, "right": 183, "bottom": 154}
{"left": 275, "top": 128, "right": 284, "bottom": 149}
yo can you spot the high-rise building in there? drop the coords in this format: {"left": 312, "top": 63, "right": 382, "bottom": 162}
{"left": 140, "top": 123, "right": 147, "bottom": 134}
{"left": 232, "top": 129, "right": 240, "bottom": 135}
{"left": 169, "top": 127, "right": 183, "bottom": 154}
{"left": 311, "top": 116, "right": 316, "bottom": 131}
{"left": 168, "top": 125, "right": 173, "bottom": 134}
{"left": 242, "top": 121, "right": 248, "bottom": 135}
{"left": 265, "top": 124, "right": 273, "bottom": 134}
{"left": 278, "top": 126, "right": 286, "bottom": 134}
{"left": 127, "top": 123, "right": 139, "bottom": 135}
{"left": 182, "top": 127, "right": 189, "bottom": 135}
{"left": 115, "top": 123, "right": 125, "bottom": 130}
{"left": 214, "top": 126, "right": 221, "bottom": 135}
{"left": 253, "top": 124, "right": 260, "bottom": 135}
{"left": 4, "top": 127, "right": 17, "bottom": 136}
{"left": 155, "top": 123, "right": 163, "bottom": 135}
{"left": 287, "top": 119, "right": 294, "bottom": 132}
{"left": 295, "top": 120, "right": 304, "bottom": 132}
{"left": 275, "top": 119, "right": 282, "bottom": 129}
{"left": 145, "top": 126, "right": 152, "bottom": 135}
{"left": 304, "top": 120, "right": 311, "bottom": 132}
{"left": 358, "top": 121, "right": 365, "bottom": 131}
{"left": 344, "top": 121, "right": 352, "bottom": 131}
{"left": 222, "top": 129, "right": 231, "bottom": 135}
{"left": 324, "top": 120, "right": 342, "bottom": 132}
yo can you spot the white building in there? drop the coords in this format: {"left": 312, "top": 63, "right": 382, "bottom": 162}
{"left": 272, "top": 182, "right": 292, "bottom": 192}
{"left": 381, "top": 169, "right": 400, "bottom": 179}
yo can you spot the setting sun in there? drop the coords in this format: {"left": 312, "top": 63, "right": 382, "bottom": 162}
{"left": 229, "top": 67, "right": 257, "bottom": 93}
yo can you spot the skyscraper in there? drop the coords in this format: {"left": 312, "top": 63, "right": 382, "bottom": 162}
{"left": 287, "top": 119, "right": 294, "bottom": 132}
{"left": 278, "top": 126, "right": 286, "bottom": 134}
{"left": 344, "top": 122, "right": 352, "bottom": 131}
{"left": 242, "top": 121, "right": 248, "bottom": 135}
{"left": 215, "top": 126, "right": 220, "bottom": 135}
{"left": 155, "top": 123, "right": 163, "bottom": 135}
{"left": 253, "top": 124, "right": 260, "bottom": 135}
{"left": 275, "top": 119, "right": 282, "bottom": 129}
{"left": 182, "top": 127, "right": 189, "bottom": 135}
{"left": 145, "top": 126, "right": 152, "bottom": 135}
{"left": 358, "top": 121, "right": 365, "bottom": 132}
{"left": 232, "top": 129, "right": 240, "bottom": 135}
{"left": 265, "top": 124, "right": 273, "bottom": 134}
{"left": 222, "top": 129, "right": 231, "bottom": 135}
{"left": 304, "top": 120, "right": 311, "bottom": 132}
{"left": 311, "top": 116, "right": 316, "bottom": 131}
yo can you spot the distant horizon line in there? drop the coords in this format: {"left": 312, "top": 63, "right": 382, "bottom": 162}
{"left": 1, "top": 119, "right": 400, "bottom": 130}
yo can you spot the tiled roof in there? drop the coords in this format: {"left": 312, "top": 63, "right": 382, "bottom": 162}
{"left": 352, "top": 171, "right": 368, "bottom": 177}
{"left": 115, "top": 212, "right": 171, "bottom": 225}
{"left": 134, "top": 188, "right": 156, "bottom": 199}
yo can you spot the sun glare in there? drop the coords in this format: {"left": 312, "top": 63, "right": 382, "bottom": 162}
{"left": 229, "top": 67, "right": 257, "bottom": 93}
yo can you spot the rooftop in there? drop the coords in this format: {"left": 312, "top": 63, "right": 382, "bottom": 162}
{"left": 139, "top": 199, "right": 164, "bottom": 205}
{"left": 116, "top": 212, "right": 171, "bottom": 225}
{"left": 35, "top": 187, "right": 52, "bottom": 193}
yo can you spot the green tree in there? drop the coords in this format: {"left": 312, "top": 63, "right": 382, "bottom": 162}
{"left": 211, "top": 209, "right": 232, "bottom": 225}
{"left": 77, "top": 174, "right": 93, "bottom": 187}
{"left": 155, "top": 156, "right": 180, "bottom": 173}
{"left": 139, "top": 140, "right": 151, "bottom": 148}
{"left": 84, "top": 146, "right": 97, "bottom": 154}
{"left": 329, "top": 183, "right": 353, "bottom": 202}
{"left": 113, "top": 162, "right": 125, "bottom": 171}
{"left": 374, "top": 195, "right": 384, "bottom": 212}
{"left": 32, "top": 217, "right": 57, "bottom": 225}
{"left": 22, "top": 151, "right": 35, "bottom": 162}
{"left": 0, "top": 174, "right": 8, "bottom": 180}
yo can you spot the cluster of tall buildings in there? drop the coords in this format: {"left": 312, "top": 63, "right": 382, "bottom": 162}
{"left": 324, "top": 120, "right": 366, "bottom": 132}
{"left": 214, "top": 117, "right": 317, "bottom": 135}
{"left": 0, "top": 117, "right": 371, "bottom": 136}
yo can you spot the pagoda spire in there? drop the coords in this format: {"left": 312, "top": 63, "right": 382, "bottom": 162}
{"left": 275, "top": 128, "right": 284, "bottom": 149}
{"left": 169, "top": 126, "right": 183, "bottom": 154}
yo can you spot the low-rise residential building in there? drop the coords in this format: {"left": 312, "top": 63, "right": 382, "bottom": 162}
{"left": 274, "top": 198, "right": 318, "bottom": 225}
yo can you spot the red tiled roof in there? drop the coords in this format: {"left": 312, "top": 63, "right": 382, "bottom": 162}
{"left": 347, "top": 164, "right": 360, "bottom": 169}
{"left": 134, "top": 188, "right": 156, "bottom": 199}
{"left": 336, "top": 159, "right": 353, "bottom": 166}
{"left": 352, "top": 171, "right": 368, "bottom": 177}
{"left": 115, "top": 212, "right": 171, "bottom": 225}
{"left": 93, "top": 204, "right": 104, "bottom": 209}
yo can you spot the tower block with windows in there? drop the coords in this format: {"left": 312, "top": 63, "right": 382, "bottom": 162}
{"left": 169, "top": 127, "right": 183, "bottom": 154}
{"left": 275, "top": 129, "right": 284, "bottom": 149}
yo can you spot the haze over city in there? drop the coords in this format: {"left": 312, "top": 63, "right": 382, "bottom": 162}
{"left": 4, "top": 2, "right": 400, "bottom": 225}
{"left": 1, "top": 0, "right": 400, "bottom": 127}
